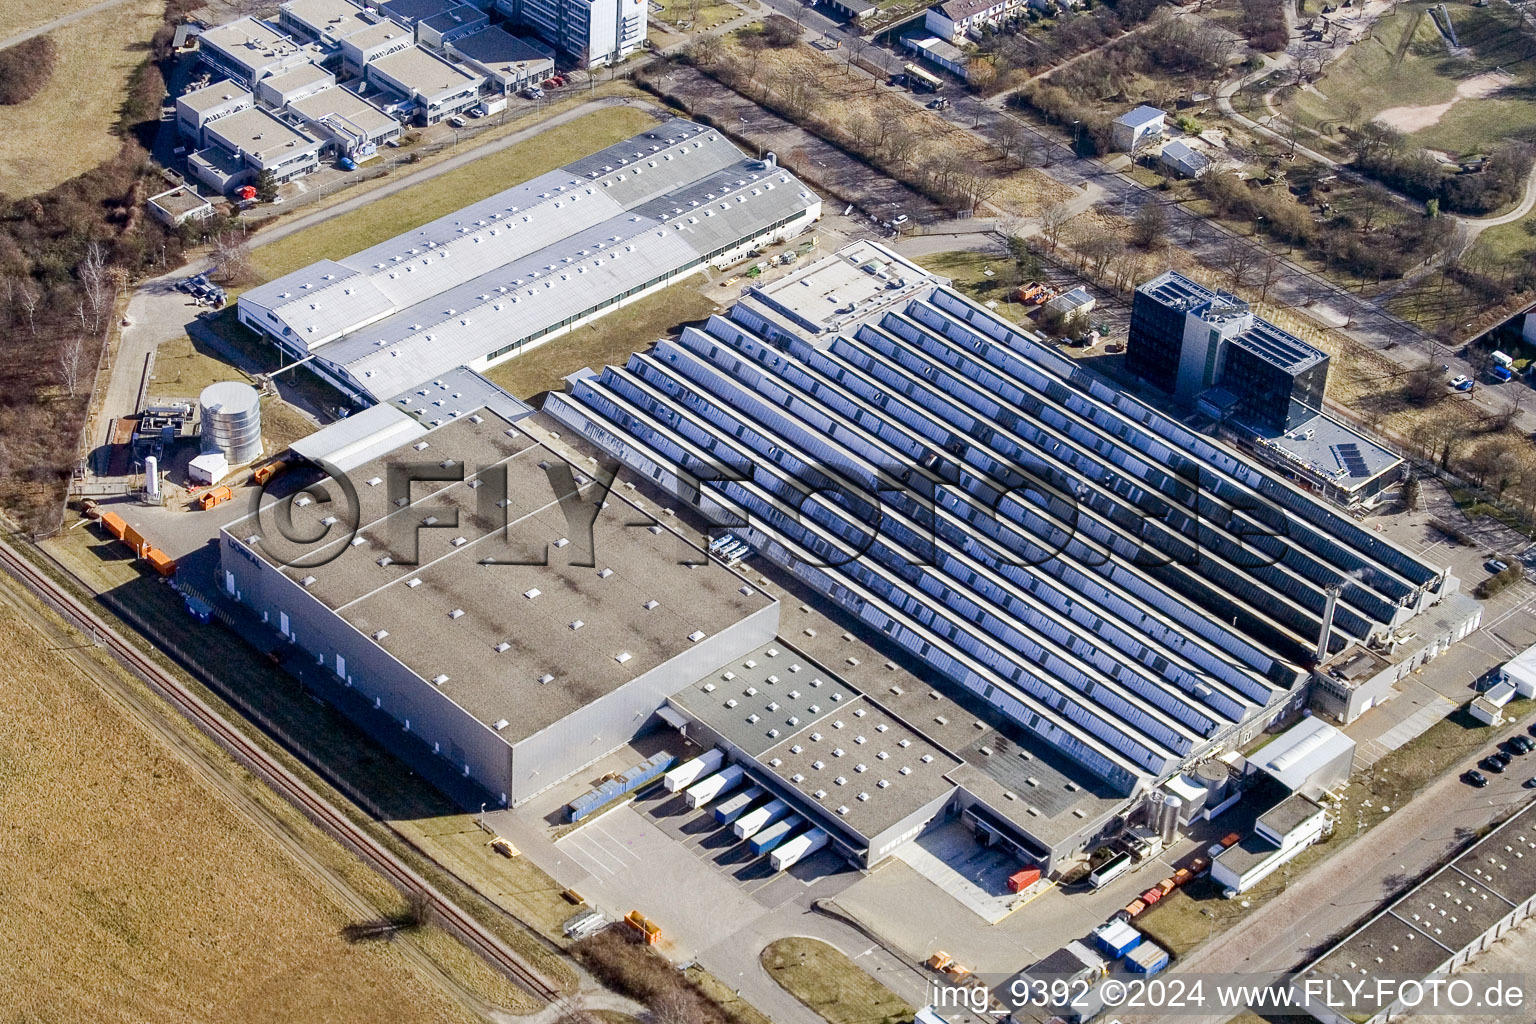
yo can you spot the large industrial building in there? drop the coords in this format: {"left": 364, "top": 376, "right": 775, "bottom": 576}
{"left": 544, "top": 242, "right": 1458, "bottom": 822}
{"left": 238, "top": 119, "right": 821, "bottom": 403}
{"left": 220, "top": 403, "right": 779, "bottom": 806}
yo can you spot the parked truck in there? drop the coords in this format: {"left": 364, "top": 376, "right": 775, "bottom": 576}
{"left": 733, "top": 798, "right": 789, "bottom": 839}
{"left": 684, "top": 764, "right": 745, "bottom": 809}
{"left": 712, "top": 785, "right": 765, "bottom": 826}
{"left": 664, "top": 749, "right": 724, "bottom": 792}
{"left": 769, "top": 827, "right": 828, "bottom": 871}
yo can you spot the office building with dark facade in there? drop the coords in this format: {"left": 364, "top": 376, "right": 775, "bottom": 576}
{"left": 1128, "top": 271, "right": 1401, "bottom": 508}
{"left": 1128, "top": 271, "right": 1328, "bottom": 433}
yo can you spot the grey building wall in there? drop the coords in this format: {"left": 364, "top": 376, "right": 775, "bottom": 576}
{"left": 508, "top": 601, "right": 779, "bottom": 804}
{"left": 222, "top": 530, "right": 777, "bottom": 807}
{"left": 223, "top": 533, "right": 516, "bottom": 801}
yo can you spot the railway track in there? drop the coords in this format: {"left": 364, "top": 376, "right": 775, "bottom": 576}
{"left": 0, "top": 534, "right": 562, "bottom": 1006}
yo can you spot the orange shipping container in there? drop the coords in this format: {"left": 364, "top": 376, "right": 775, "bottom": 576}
{"left": 1007, "top": 867, "right": 1041, "bottom": 893}
{"left": 145, "top": 548, "right": 177, "bottom": 578}
{"left": 1220, "top": 833, "right": 1241, "bottom": 848}
{"left": 252, "top": 459, "right": 288, "bottom": 486}
{"left": 1157, "top": 878, "right": 1176, "bottom": 895}
{"left": 121, "top": 524, "right": 150, "bottom": 557}
{"left": 100, "top": 511, "right": 127, "bottom": 540}
{"left": 1124, "top": 899, "right": 1146, "bottom": 917}
{"left": 1172, "top": 868, "right": 1192, "bottom": 885}
{"left": 198, "top": 485, "right": 234, "bottom": 511}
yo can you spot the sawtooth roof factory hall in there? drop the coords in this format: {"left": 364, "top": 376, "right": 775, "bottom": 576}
{"left": 546, "top": 241, "right": 1459, "bottom": 807}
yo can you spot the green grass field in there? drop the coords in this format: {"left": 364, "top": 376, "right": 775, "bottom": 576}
{"left": 250, "top": 105, "right": 660, "bottom": 282}
{"left": 1294, "top": 1, "right": 1536, "bottom": 157}
{"left": 761, "top": 937, "right": 914, "bottom": 1024}
{"left": 652, "top": 0, "right": 738, "bottom": 30}
{"left": 483, "top": 279, "right": 720, "bottom": 399}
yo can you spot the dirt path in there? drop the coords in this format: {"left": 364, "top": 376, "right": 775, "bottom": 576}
{"left": 1372, "top": 69, "right": 1514, "bottom": 132}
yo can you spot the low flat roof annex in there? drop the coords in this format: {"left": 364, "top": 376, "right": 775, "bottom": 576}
{"left": 370, "top": 44, "right": 482, "bottom": 98}
{"left": 227, "top": 409, "right": 773, "bottom": 740}
{"left": 380, "top": 0, "right": 458, "bottom": 23}
{"left": 262, "top": 60, "right": 335, "bottom": 95}
{"left": 1256, "top": 792, "right": 1323, "bottom": 838}
{"left": 1250, "top": 717, "right": 1354, "bottom": 792}
{"left": 1245, "top": 412, "right": 1402, "bottom": 489}
{"left": 345, "top": 18, "right": 412, "bottom": 51}
{"left": 289, "top": 83, "right": 397, "bottom": 136}
{"left": 281, "top": 0, "right": 376, "bottom": 37}
{"left": 450, "top": 25, "right": 554, "bottom": 68}
{"left": 179, "top": 81, "right": 254, "bottom": 113}
{"left": 201, "top": 16, "right": 300, "bottom": 58}
{"left": 748, "top": 239, "right": 933, "bottom": 337}
{"left": 206, "top": 105, "right": 321, "bottom": 160}
{"left": 421, "top": 5, "right": 485, "bottom": 33}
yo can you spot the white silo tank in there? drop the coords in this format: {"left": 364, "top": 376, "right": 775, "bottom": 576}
{"left": 1159, "top": 795, "right": 1182, "bottom": 845}
{"left": 143, "top": 455, "right": 161, "bottom": 504}
{"left": 199, "top": 381, "right": 263, "bottom": 465}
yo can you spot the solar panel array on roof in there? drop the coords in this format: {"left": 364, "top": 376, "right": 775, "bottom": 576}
{"left": 545, "top": 242, "right": 1451, "bottom": 794}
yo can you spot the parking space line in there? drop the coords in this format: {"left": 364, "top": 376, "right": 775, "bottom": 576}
{"left": 561, "top": 831, "right": 626, "bottom": 876}
{"left": 590, "top": 821, "right": 643, "bottom": 867}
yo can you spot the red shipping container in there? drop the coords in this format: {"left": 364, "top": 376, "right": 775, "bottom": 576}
{"left": 1007, "top": 867, "right": 1040, "bottom": 893}
{"left": 1141, "top": 888, "right": 1162, "bottom": 904}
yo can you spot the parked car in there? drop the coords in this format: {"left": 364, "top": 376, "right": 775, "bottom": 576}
{"left": 447, "top": 115, "right": 467, "bottom": 128}
{"left": 1511, "top": 734, "right": 1534, "bottom": 754}
{"left": 1448, "top": 374, "right": 1472, "bottom": 390}
{"left": 1487, "top": 558, "right": 1510, "bottom": 573}
{"left": 1466, "top": 769, "right": 1490, "bottom": 788}
{"left": 467, "top": 107, "right": 484, "bottom": 118}
{"left": 1483, "top": 753, "right": 1509, "bottom": 773}
{"left": 1524, "top": 776, "right": 1536, "bottom": 788}
{"left": 1503, "top": 737, "right": 1530, "bottom": 757}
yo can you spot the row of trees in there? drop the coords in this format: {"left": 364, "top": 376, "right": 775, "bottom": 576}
{"left": 667, "top": 48, "right": 1006, "bottom": 213}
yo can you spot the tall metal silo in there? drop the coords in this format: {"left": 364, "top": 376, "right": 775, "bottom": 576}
{"left": 199, "top": 381, "right": 263, "bottom": 465}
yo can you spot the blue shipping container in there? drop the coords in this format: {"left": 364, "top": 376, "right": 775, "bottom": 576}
{"left": 566, "top": 753, "right": 677, "bottom": 822}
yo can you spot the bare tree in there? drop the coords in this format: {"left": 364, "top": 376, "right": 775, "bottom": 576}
{"left": 16, "top": 278, "right": 38, "bottom": 337}
{"left": 78, "top": 241, "right": 113, "bottom": 334}
{"left": 1074, "top": 227, "right": 1123, "bottom": 280}
{"left": 1129, "top": 202, "right": 1168, "bottom": 250}
{"left": 1255, "top": 253, "right": 1283, "bottom": 302}
{"left": 994, "top": 118, "right": 1023, "bottom": 167}
{"left": 650, "top": 989, "right": 704, "bottom": 1024}
{"left": 884, "top": 127, "right": 919, "bottom": 171}
{"left": 1218, "top": 237, "right": 1258, "bottom": 288}
{"left": 1039, "top": 200, "right": 1072, "bottom": 251}
{"left": 843, "top": 34, "right": 870, "bottom": 76}
{"left": 210, "top": 232, "right": 253, "bottom": 285}
{"left": 58, "top": 334, "right": 86, "bottom": 397}
{"left": 689, "top": 34, "right": 723, "bottom": 66}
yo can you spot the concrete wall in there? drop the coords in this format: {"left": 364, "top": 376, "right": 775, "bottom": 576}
{"left": 221, "top": 532, "right": 516, "bottom": 800}
{"left": 508, "top": 601, "right": 779, "bottom": 804}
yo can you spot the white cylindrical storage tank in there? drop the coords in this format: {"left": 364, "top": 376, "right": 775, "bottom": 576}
{"left": 143, "top": 455, "right": 161, "bottom": 503}
{"left": 199, "top": 381, "right": 263, "bottom": 465}
{"left": 1159, "top": 795, "right": 1182, "bottom": 845}
{"left": 664, "top": 748, "right": 724, "bottom": 792}
{"left": 684, "top": 764, "right": 745, "bottom": 809}
{"left": 734, "top": 798, "right": 789, "bottom": 839}
{"left": 770, "top": 827, "right": 828, "bottom": 871}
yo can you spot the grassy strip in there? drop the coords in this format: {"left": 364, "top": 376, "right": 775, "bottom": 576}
{"left": 250, "top": 105, "right": 660, "bottom": 281}
{"left": 30, "top": 523, "right": 579, "bottom": 995}
{"left": 760, "top": 937, "right": 915, "bottom": 1024}
{"left": 482, "top": 280, "right": 721, "bottom": 400}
